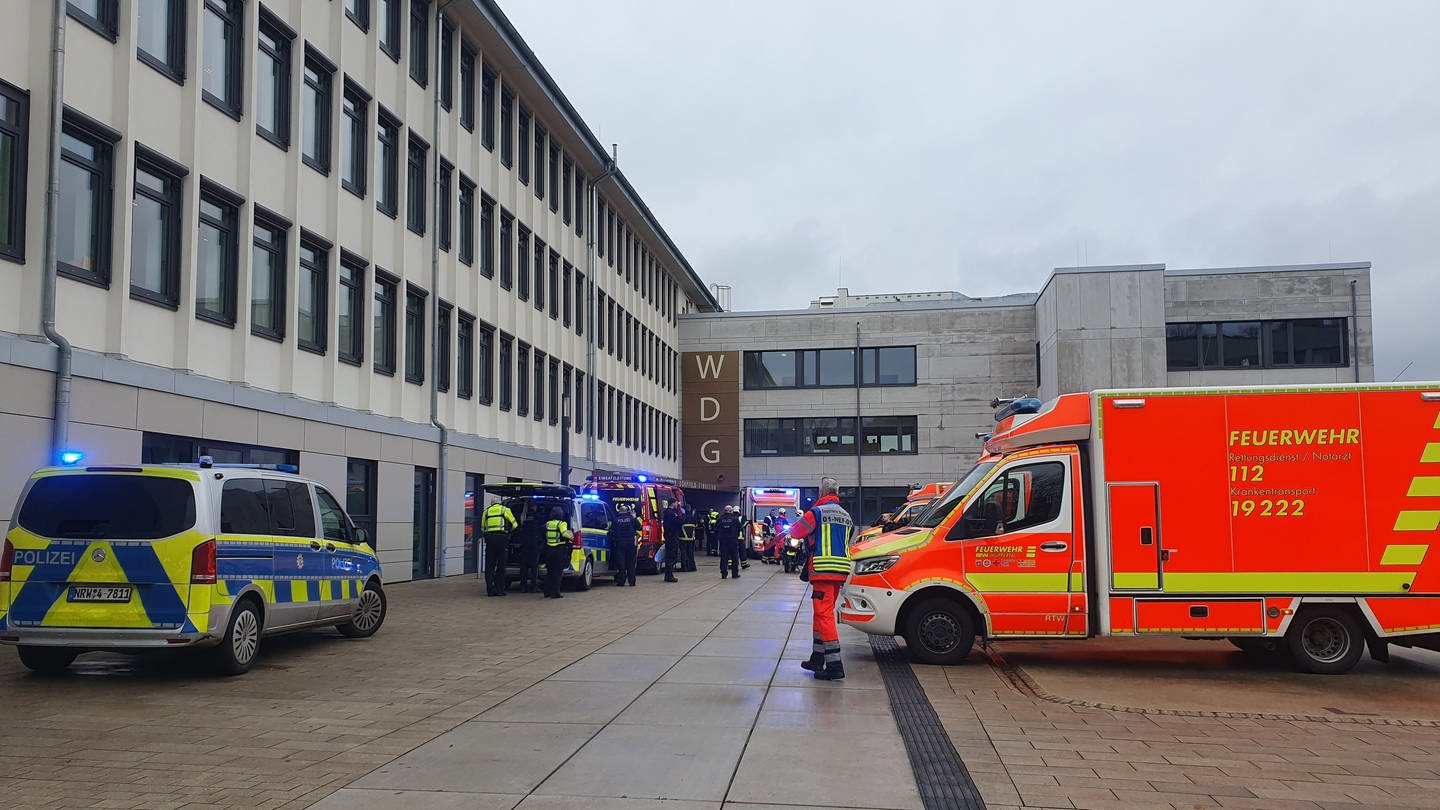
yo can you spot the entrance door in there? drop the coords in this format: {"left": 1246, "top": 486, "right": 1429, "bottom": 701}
{"left": 464, "top": 473, "right": 484, "bottom": 575}
{"left": 413, "top": 467, "right": 437, "bottom": 580}
{"left": 1108, "top": 483, "right": 1161, "bottom": 591}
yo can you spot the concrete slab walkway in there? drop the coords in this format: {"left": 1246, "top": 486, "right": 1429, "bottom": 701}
{"left": 315, "top": 561, "right": 923, "bottom": 810}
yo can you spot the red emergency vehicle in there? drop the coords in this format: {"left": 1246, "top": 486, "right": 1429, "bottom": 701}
{"left": 581, "top": 475, "right": 684, "bottom": 574}
{"left": 841, "top": 383, "right": 1440, "bottom": 674}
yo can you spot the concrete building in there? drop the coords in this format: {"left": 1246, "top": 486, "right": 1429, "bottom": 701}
{"left": 677, "top": 262, "right": 1373, "bottom": 522}
{"left": 0, "top": 0, "right": 715, "bottom": 581}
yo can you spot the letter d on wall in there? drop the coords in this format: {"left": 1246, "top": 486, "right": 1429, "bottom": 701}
{"left": 700, "top": 396, "right": 720, "bottom": 422}
{"left": 701, "top": 439, "right": 721, "bottom": 464}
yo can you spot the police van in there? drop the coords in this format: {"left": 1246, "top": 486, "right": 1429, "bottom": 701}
{"left": 481, "top": 483, "right": 611, "bottom": 590}
{"left": 0, "top": 459, "right": 386, "bottom": 675}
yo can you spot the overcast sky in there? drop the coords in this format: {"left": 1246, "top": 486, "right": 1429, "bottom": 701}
{"left": 502, "top": 0, "right": 1440, "bottom": 381}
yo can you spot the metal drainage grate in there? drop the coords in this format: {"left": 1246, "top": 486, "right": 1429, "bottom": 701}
{"left": 871, "top": 635, "right": 987, "bottom": 810}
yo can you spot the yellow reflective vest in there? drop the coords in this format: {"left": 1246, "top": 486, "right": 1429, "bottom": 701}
{"left": 545, "top": 519, "right": 574, "bottom": 547}
{"left": 483, "top": 503, "right": 517, "bottom": 534}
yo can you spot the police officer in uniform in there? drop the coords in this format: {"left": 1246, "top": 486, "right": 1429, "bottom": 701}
{"left": 788, "top": 477, "right": 853, "bottom": 680}
{"left": 661, "top": 500, "right": 684, "bottom": 582}
{"left": 715, "top": 505, "right": 743, "bottom": 579}
{"left": 680, "top": 505, "right": 699, "bottom": 572}
{"left": 609, "top": 502, "right": 641, "bottom": 587}
{"left": 481, "top": 498, "right": 518, "bottom": 596}
{"left": 705, "top": 508, "right": 721, "bottom": 556}
{"left": 518, "top": 509, "right": 544, "bottom": 593}
{"left": 543, "top": 506, "right": 573, "bottom": 599}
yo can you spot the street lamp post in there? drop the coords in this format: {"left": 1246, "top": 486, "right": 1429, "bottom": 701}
{"left": 560, "top": 392, "right": 572, "bottom": 488}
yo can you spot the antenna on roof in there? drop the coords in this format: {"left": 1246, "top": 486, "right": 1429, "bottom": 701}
{"left": 612, "top": 143, "right": 618, "bottom": 162}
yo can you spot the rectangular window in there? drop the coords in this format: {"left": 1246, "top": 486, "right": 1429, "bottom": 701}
{"left": 497, "top": 331, "right": 511, "bottom": 410}
{"left": 0, "top": 80, "right": 27, "bottom": 262}
{"left": 439, "top": 18, "right": 453, "bottom": 111}
{"left": 548, "top": 358, "right": 560, "bottom": 426}
{"left": 517, "top": 105, "right": 530, "bottom": 184}
{"left": 129, "top": 150, "right": 183, "bottom": 306}
{"left": 478, "top": 323, "right": 494, "bottom": 405}
{"left": 196, "top": 184, "right": 239, "bottom": 325}
{"left": 1290, "top": 318, "right": 1348, "bottom": 366}
{"left": 573, "top": 269, "right": 584, "bottom": 335}
{"left": 256, "top": 11, "right": 292, "bottom": 148}
{"left": 404, "top": 285, "right": 426, "bottom": 383}
{"left": 374, "top": 272, "right": 398, "bottom": 374}
{"left": 743, "top": 350, "right": 798, "bottom": 389}
{"left": 499, "top": 89, "right": 513, "bottom": 166}
{"left": 378, "top": 0, "right": 400, "bottom": 60}
{"left": 596, "top": 200, "right": 605, "bottom": 257}
{"left": 58, "top": 113, "right": 116, "bottom": 285}
{"left": 302, "top": 48, "right": 334, "bottom": 173}
{"left": 345, "top": 0, "right": 369, "bottom": 31}
{"left": 861, "top": 346, "right": 917, "bottom": 386}
{"left": 532, "top": 238, "right": 545, "bottom": 312}
{"left": 251, "top": 214, "right": 287, "bottom": 340}
{"left": 437, "top": 159, "right": 452, "bottom": 251}
{"left": 456, "top": 313, "right": 474, "bottom": 399}
{"left": 478, "top": 194, "right": 494, "bottom": 277}
{"left": 516, "top": 225, "right": 530, "bottom": 300}
{"left": 562, "top": 262, "right": 572, "bottom": 327}
{"left": 137, "top": 0, "right": 186, "bottom": 81}
{"left": 561, "top": 157, "right": 573, "bottom": 225}
{"left": 457, "top": 174, "right": 474, "bottom": 265}
{"left": 573, "top": 371, "right": 584, "bottom": 434}
{"left": 406, "top": 133, "right": 427, "bottom": 234}
{"left": 861, "top": 416, "right": 918, "bottom": 455}
{"left": 345, "top": 458, "right": 377, "bottom": 542}
{"left": 437, "top": 303, "right": 451, "bottom": 392}
{"left": 596, "top": 293, "right": 607, "bottom": 350}
{"left": 341, "top": 80, "right": 369, "bottom": 196}
{"left": 409, "top": 0, "right": 429, "bottom": 88}
{"left": 548, "top": 251, "right": 560, "bottom": 320}
{"left": 69, "top": 0, "right": 119, "bottom": 40}
{"left": 338, "top": 252, "right": 365, "bottom": 364}
{"left": 480, "top": 64, "right": 496, "bottom": 149}
{"left": 533, "top": 125, "right": 545, "bottom": 199}
{"left": 516, "top": 343, "right": 530, "bottom": 416}
{"left": 533, "top": 351, "right": 545, "bottom": 423}
{"left": 297, "top": 234, "right": 329, "bottom": 352}
{"left": 801, "top": 348, "right": 856, "bottom": 387}
{"left": 548, "top": 144, "right": 560, "bottom": 212}
{"left": 1167, "top": 318, "right": 1350, "bottom": 371}
{"left": 498, "top": 210, "right": 513, "bottom": 289}
{"left": 202, "top": 0, "right": 243, "bottom": 117}
{"left": 575, "top": 170, "right": 585, "bottom": 236}
{"left": 376, "top": 108, "right": 400, "bottom": 216}
{"left": 459, "top": 42, "right": 475, "bottom": 131}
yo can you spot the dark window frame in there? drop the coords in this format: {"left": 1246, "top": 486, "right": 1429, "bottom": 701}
{"left": 250, "top": 209, "right": 289, "bottom": 341}
{"left": 497, "top": 331, "right": 512, "bottom": 411}
{"left": 376, "top": 106, "right": 400, "bottom": 217}
{"left": 438, "top": 17, "right": 454, "bottom": 111}
{"left": 194, "top": 180, "right": 242, "bottom": 327}
{"left": 456, "top": 311, "right": 474, "bottom": 399}
{"left": 337, "top": 250, "right": 366, "bottom": 364}
{"left": 345, "top": 0, "right": 370, "bottom": 32}
{"left": 1166, "top": 318, "right": 1351, "bottom": 371}
{"left": 457, "top": 173, "right": 474, "bottom": 265}
{"left": 532, "top": 349, "right": 545, "bottom": 423}
{"left": 201, "top": 0, "right": 244, "bottom": 119}
{"left": 458, "top": 40, "right": 475, "bottom": 131}
{"left": 136, "top": 0, "right": 187, "bottom": 83}
{"left": 404, "top": 283, "right": 427, "bottom": 384}
{"left": 406, "top": 132, "right": 428, "bottom": 234}
{"left": 477, "top": 322, "right": 495, "bottom": 405}
{"left": 296, "top": 230, "right": 331, "bottom": 354}
{"left": 548, "top": 249, "right": 560, "bottom": 320}
{"left": 532, "top": 237, "right": 544, "bottom": 312}
{"left": 437, "top": 301, "right": 452, "bottom": 393}
{"left": 301, "top": 45, "right": 335, "bottom": 175}
{"left": 57, "top": 109, "right": 119, "bottom": 288}
{"left": 480, "top": 64, "right": 496, "bottom": 150}
{"left": 408, "top": 0, "right": 429, "bottom": 88}
{"left": 561, "top": 156, "right": 573, "bottom": 225}
{"left": 516, "top": 224, "right": 530, "bottom": 300}
{"left": 437, "top": 158, "right": 453, "bottom": 251}
{"left": 255, "top": 9, "right": 294, "bottom": 150}
{"left": 478, "top": 193, "right": 494, "bottom": 278}
{"left": 516, "top": 105, "right": 530, "bottom": 184}
{"left": 341, "top": 78, "right": 370, "bottom": 197}
{"left": 378, "top": 0, "right": 401, "bottom": 60}
{"left": 68, "top": 0, "right": 119, "bottom": 41}
{"left": 0, "top": 79, "right": 28, "bottom": 263}
{"left": 547, "top": 356, "right": 560, "bottom": 426}
{"left": 516, "top": 341, "right": 530, "bottom": 417}
{"left": 498, "top": 209, "right": 513, "bottom": 289}
{"left": 498, "top": 87, "right": 513, "bottom": 166}
{"left": 128, "top": 145, "right": 186, "bottom": 308}
{"left": 532, "top": 124, "right": 545, "bottom": 200}
{"left": 548, "top": 143, "right": 560, "bottom": 212}
{"left": 373, "top": 270, "right": 399, "bottom": 375}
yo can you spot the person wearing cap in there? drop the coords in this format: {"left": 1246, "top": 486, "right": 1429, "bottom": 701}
{"left": 609, "top": 502, "right": 642, "bottom": 587}
{"left": 715, "top": 504, "right": 744, "bottom": 580}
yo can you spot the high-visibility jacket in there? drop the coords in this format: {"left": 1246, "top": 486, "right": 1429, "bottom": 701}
{"left": 789, "top": 495, "right": 853, "bottom": 580}
{"left": 545, "top": 519, "right": 574, "bottom": 547}
{"left": 483, "top": 503, "right": 518, "bottom": 534}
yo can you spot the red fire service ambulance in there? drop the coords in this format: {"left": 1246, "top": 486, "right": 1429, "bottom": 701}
{"left": 580, "top": 475, "right": 684, "bottom": 574}
{"left": 741, "top": 486, "right": 801, "bottom": 555}
{"left": 841, "top": 383, "right": 1440, "bottom": 674}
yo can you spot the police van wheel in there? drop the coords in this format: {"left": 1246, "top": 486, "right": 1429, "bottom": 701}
{"left": 210, "top": 599, "right": 262, "bottom": 676}
{"left": 18, "top": 646, "right": 78, "bottom": 674}
{"left": 903, "top": 598, "right": 976, "bottom": 665}
{"left": 338, "top": 581, "right": 388, "bottom": 638}
{"left": 1286, "top": 608, "right": 1364, "bottom": 675}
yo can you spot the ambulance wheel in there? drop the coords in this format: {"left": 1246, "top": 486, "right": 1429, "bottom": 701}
{"left": 18, "top": 646, "right": 78, "bottom": 674}
{"left": 903, "top": 598, "right": 976, "bottom": 665}
{"left": 209, "top": 598, "right": 263, "bottom": 676}
{"left": 1286, "top": 608, "right": 1364, "bottom": 675}
{"left": 338, "top": 580, "right": 387, "bottom": 638}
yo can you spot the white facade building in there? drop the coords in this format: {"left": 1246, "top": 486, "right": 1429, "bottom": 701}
{"left": 0, "top": 0, "right": 716, "bottom": 581}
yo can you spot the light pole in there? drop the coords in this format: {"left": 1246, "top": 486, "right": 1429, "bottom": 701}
{"left": 560, "top": 391, "right": 572, "bottom": 488}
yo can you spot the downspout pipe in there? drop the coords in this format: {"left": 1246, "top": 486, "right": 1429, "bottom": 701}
{"left": 430, "top": 1, "right": 456, "bottom": 577}
{"left": 855, "top": 321, "right": 863, "bottom": 520}
{"left": 1350, "top": 279, "right": 1360, "bottom": 383}
{"left": 585, "top": 153, "right": 619, "bottom": 471}
{"left": 41, "top": 0, "right": 72, "bottom": 465}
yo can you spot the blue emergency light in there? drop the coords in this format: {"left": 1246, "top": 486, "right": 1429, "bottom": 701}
{"left": 59, "top": 450, "right": 85, "bottom": 466}
{"left": 636, "top": 474, "right": 648, "bottom": 483}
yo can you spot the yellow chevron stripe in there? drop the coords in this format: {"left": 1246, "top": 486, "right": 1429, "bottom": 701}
{"left": 1408, "top": 477, "right": 1440, "bottom": 497}
{"left": 1380, "top": 544, "right": 1428, "bottom": 565}
{"left": 1395, "top": 511, "right": 1440, "bottom": 532}
{"left": 1423, "top": 443, "right": 1440, "bottom": 464}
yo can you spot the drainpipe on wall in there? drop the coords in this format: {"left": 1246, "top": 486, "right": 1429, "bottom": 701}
{"left": 1350, "top": 279, "right": 1360, "bottom": 383}
{"left": 585, "top": 150, "right": 619, "bottom": 473}
{"left": 41, "top": 0, "right": 72, "bottom": 465}
{"left": 430, "top": 1, "right": 457, "bottom": 577}
{"left": 854, "top": 321, "right": 863, "bottom": 519}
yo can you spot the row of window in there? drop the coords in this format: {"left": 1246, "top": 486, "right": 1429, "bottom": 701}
{"left": 1165, "top": 318, "right": 1349, "bottom": 371}
{"left": 57, "top": 1, "right": 683, "bottom": 329}
{"left": 742, "top": 347, "right": 918, "bottom": 390}
{"left": 743, "top": 416, "right": 920, "bottom": 457}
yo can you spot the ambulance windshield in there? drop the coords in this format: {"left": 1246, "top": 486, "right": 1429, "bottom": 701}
{"left": 911, "top": 461, "right": 997, "bottom": 529}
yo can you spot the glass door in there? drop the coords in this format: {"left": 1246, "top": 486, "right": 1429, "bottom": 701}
{"left": 413, "top": 467, "right": 437, "bottom": 580}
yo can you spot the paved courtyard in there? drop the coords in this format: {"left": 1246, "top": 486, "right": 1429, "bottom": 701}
{"left": 3, "top": 559, "right": 1440, "bottom": 809}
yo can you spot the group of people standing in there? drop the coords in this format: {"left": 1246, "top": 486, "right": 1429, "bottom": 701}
{"left": 478, "top": 501, "right": 575, "bottom": 599}
{"left": 654, "top": 500, "right": 747, "bottom": 582}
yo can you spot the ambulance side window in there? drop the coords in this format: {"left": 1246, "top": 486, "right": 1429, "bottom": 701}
{"left": 953, "top": 462, "right": 1066, "bottom": 539}
{"left": 221, "top": 479, "right": 272, "bottom": 535}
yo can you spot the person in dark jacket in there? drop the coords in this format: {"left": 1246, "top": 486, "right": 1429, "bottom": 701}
{"left": 715, "top": 505, "right": 743, "bottom": 580}
{"left": 518, "top": 510, "right": 544, "bottom": 593}
{"left": 661, "top": 500, "right": 685, "bottom": 582}
{"left": 543, "top": 506, "right": 574, "bottom": 599}
{"left": 609, "top": 502, "right": 641, "bottom": 587}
